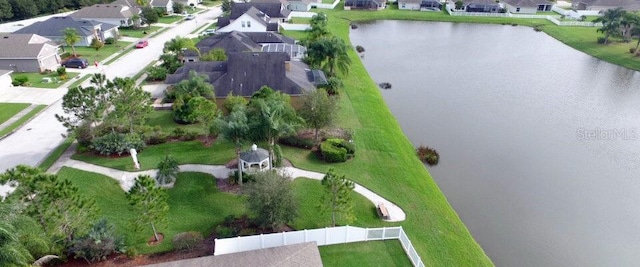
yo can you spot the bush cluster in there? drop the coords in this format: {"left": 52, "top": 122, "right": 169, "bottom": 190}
{"left": 172, "top": 231, "right": 203, "bottom": 251}
{"left": 11, "top": 76, "right": 29, "bottom": 86}
{"left": 146, "top": 66, "right": 169, "bottom": 81}
{"left": 279, "top": 135, "right": 315, "bottom": 149}
{"left": 320, "top": 138, "right": 355, "bottom": 163}
{"left": 91, "top": 132, "right": 145, "bottom": 156}
{"left": 104, "top": 37, "right": 117, "bottom": 45}
{"left": 231, "top": 170, "right": 254, "bottom": 184}
{"left": 416, "top": 145, "right": 439, "bottom": 166}
{"left": 137, "top": 125, "right": 169, "bottom": 145}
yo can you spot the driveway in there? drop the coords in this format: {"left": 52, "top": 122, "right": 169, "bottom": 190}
{"left": 0, "top": 7, "right": 223, "bottom": 172}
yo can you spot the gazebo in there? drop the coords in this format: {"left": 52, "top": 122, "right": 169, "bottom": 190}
{"left": 240, "top": 144, "right": 271, "bottom": 172}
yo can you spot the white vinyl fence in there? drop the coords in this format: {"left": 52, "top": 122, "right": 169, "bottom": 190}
{"left": 289, "top": 11, "right": 317, "bottom": 18}
{"left": 311, "top": 0, "right": 341, "bottom": 9}
{"left": 215, "top": 226, "right": 425, "bottom": 267}
{"left": 280, "top": 23, "right": 312, "bottom": 31}
{"left": 445, "top": 4, "right": 601, "bottom": 27}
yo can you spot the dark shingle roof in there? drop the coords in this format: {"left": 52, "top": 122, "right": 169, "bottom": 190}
{"left": 0, "top": 34, "right": 56, "bottom": 58}
{"left": 240, "top": 147, "right": 269, "bottom": 162}
{"left": 15, "top": 17, "right": 118, "bottom": 38}
{"left": 230, "top": 3, "right": 291, "bottom": 19}
{"left": 242, "top": 32, "right": 294, "bottom": 44}
{"left": 142, "top": 242, "right": 323, "bottom": 267}
{"left": 186, "top": 31, "right": 294, "bottom": 57}
{"left": 575, "top": 0, "right": 640, "bottom": 9}
{"left": 217, "top": 17, "right": 231, "bottom": 27}
{"left": 502, "top": 0, "right": 551, "bottom": 6}
{"left": 166, "top": 52, "right": 323, "bottom": 97}
{"left": 244, "top": 6, "right": 271, "bottom": 27}
{"left": 267, "top": 23, "right": 279, "bottom": 31}
{"left": 70, "top": 4, "right": 139, "bottom": 19}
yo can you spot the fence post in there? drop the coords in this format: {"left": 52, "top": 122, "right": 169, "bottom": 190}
{"left": 260, "top": 234, "right": 264, "bottom": 249}
{"left": 365, "top": 228, "right": 369, "bottom": 241}
{"left": 345, "top": 225, "right": 349, "bottom": 243}
{"left": 325, "top": 227, "right": 328, "bottom": 245}
{"left": 382, "top": 227, "right": 386, "bottom": 239}
{"left": 304, "top": 229, "right": 308, "bottom": 242}
{"left": 283, "top": 231, "right": 286, "bottom": 245}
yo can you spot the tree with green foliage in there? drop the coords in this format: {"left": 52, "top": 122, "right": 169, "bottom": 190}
{"left": 90, "top": 38, "right": 103, "bottom": 51}
{"left": 221, "top": 0, "right": 231, "bottom": 15}
{"left": 223, "top": 92, "right": 248, "bottom": 114}
{"left": 62, "top": 27, "right": 80, "bottom": 57}
{"left": 187, "top": 96, "right": 219, "bottom": 142}
{"left": 299, "top": 89, "right": 337, "bottom": 141}
{"left": 171, "top": 71, "right": 215, "bottom": 123}
{"left": 156, "top": 155, "right": 179, "bottom": 185}
{"left": 0, "top": 165, "right": 98, "bottom": 252}
{"left": 141, "top": 6, "right": 158, "bottom": 26}
{"left": 0, "top": 0, "right": 13, "bottom": 22}
{"left": 159, "top": 53, "right": 182, "bottom": 73}
{"left": 303, "top": 12, "right": 329, "bottom": 45}
{"left": 594, "top": 7, "right": 626, "bottom": 44}
{"left": 0, "top": 221, "right": 32, "bottom": 267}
{"left": 9, "top": 0, "right": 37, "bottom": 20}
{"left": 200, "top": 48, "right": 227, "bottom": 61}
{"left": 107, "top": 77, "right": 153, "bottom": 133}
{"left": 126, "top": 175, "right": 169, "bottom": 242}
{"left": 245, "top": 171, "right": 297, "bottom": 230}
{"left": 454, "top": 0, "right": 464, "bottom": 9}
{"left": 132, "top": 13, "right": 141, "bottom": 29}
{"left": 172, "top": 2, "right": 185, "bottom": 14}
{"left": 136, "top": 0, "right": 148, "bottom": 6}
{"left": 306, "top": 36, "right": 352, "bottom": 77}
{"left": 620, "top": 12, "right": 639, "bottom": 40}
{"left": 56, "top": 74, "right": 114, "bottom": 139}
{"left": 320, "top": 76, "right": 344, "bottom": 95}
{"left": 248, "top": 86, "right": 302, "bottom": 169}
{"left": 218, "top": 105, "right": 249, "bottom": 185}
{"left": 164, "top": 36, "right": 199, "bottom": 59}
{"left": 319, "top": 168, "right": 355, "bottom": 227}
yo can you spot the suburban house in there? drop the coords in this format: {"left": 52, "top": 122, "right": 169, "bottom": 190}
{"left": 0, "top": 34, "right": 61, "bottom": 73}
{"left": 70, "top": 4, "right": 141, "bottom": 27}
{"left": 174, "top": 0, "right": 202, "bottom": 7}
{"left": 14, "top": 17, "right": 119, "bottom": 47}
{"left": 250, "top": 0, "right": 314, "bottom": 11}
{"left": 0, "top": 70, "right": 12, "bottom": 86}
{"left": 344, "top": 0, "right": 387, "bottom": 10}
{"left": 111, "top": 0, "right": 175, "bottom": 14}
{"left": 165, "top": 52, "right": 327, "bottom": 99}
{"left": 572, "top": 0, "right": 640, "bottom": 11}
{"left": 461, "top": 0, "right": 503, "bottom": 12}
{"left": 184, "top": 31, "right": 302, "bottom": 62}
{"left": 398, "top": 0, "right": 442, "bottom": 10}
{"left": 229, "top": 2, "right": 291, "bottom": 23}
{"left": 502, "top": 0, "right": 553, "bottom": 13}
{"left": 217, "top": 7, "right": 280, "bottom": 33}
{"left": 143, "top": 242, "right": 323, "bottom": 267}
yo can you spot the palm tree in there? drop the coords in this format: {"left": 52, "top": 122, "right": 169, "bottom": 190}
{"left": 306, "top": 36, "right": 352, "bottom": 77}
{"left": 0, "top": 222, "right": 32, "bottom": 267}
{"left": 218, "top": 106, "right": 250, "bottom": 185}
{"left": 136, "top": 0, "right": 148, "bottom": 6}
{"left": 62, "top": 28, "right": 80, "bottom": 57}
{"left": 594, "top": 7, "right": 626, "bottom": 44}
{"left": 163, "top": 37, "right": 199, "bottom": 60}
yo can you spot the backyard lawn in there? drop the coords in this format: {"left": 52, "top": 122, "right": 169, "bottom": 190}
{"left": 0, "top": 103, "right": 29, "bottom": 124}
{"left": 319, "top": 240, "right": 413, "bottom": 267}
{"left": 289, "top": 17, "right": 312, "bottom": 24}
{"left": 0, "top": 105, "right": 46, "bottom": 137}
{"left": 10, "top": 72, "right": 79, "bottom": 89}
{"left": 62, "top": 42, "right": 132, "bottom": 63}
{"left": 119, "top": 26, "right": 162, "bottom": 38}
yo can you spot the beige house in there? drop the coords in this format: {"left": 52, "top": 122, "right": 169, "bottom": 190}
{"left": 0, "top": 34, "right": 61, "bottom": 73}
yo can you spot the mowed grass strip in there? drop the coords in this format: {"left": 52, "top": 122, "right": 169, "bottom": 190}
{"left": 0, "top": 105, "right": 46, "bottom": 137}
{"left": 0, "top": 103, "right": 29, "bottom": 124}
{"left": 319, "top": 240, "right": 413, "bottom": 267}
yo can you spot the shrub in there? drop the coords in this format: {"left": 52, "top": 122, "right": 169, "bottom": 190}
{"left": 171, "top": 127, "right": 186, "bottom": 139}
{"left": 215, "top": 225, "right": 236, "bottom": 238}
{"left": 11, "top": 75, "right": 29, "bottom": 86}
{"left": 320, "top": 138, "right": 355, "bottom": 163}
{"left": 231, "top": 170, "right": 254, "bottom": 184}
{"left": 71, "top": 219, "right": 125, "bottom": 263}
{"left": 137, "top": 126, "right": 168, "bottom": 145}
{"left": 630, "top": 48, "right": 637, "bottom": 54}
{"left": 91, "top": 132, "right": 145, "bottom": 156}
{"left": 156, "top": 155, "right": 179, "bottom": 185}
{"left": 597, "top": 37, "right": 607, "bottom": 44}
{"left": 416, "top": 145, "right": 439, "bottom": 166}
{"left": 125, "top": 247, "right": 138, "bottom": 259}
{"left": 183, "top": 131, "right": 199, "bottom": 141}
{"left": 172, "top": 232, "right": 203, "bottom": 251}
{"left": 57, "top": 66, "right": 67, "bottom": 76}
{"left": 147, "top": 66, "right": 168, "bottom": 81}
{"left": 279, "top": 135, "right": 315, "bottom": 149}
{"left": 104, "top": 37, "right": 117, "bottom": 45}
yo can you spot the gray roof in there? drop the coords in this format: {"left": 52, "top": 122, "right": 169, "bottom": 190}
{"left": 245, "top": 6, "right": 271, "bottom": 27}
{"left": 15, "top": 17, "right": 118, "bottom": 38}
{"left": 240, "top": 147, "right": 270, "bottom": 162}
{"left": 113, "top": 0, "right": 172, "bottom": 7}
{"left": 502, "top": 0, "right": 552, "bottom": 6}
{"left": 70, "top": 4, "right": 140, "bottom": 19}
{"left": 142, "top": 242, "right": 323, "bottom": 267}
{"left": 188, "top": 31, "right": 294, "bottom": 57}
{"left": 230, "top": 2, "right": 291, "bottom": 19}
{"left": 0, "top": 34, "right": 56, "bottom": 59}
{"left": 166, "top": 52, "right": 325, "bottom": 97}
{"left": 575, "top": 0, "right": 640, "bottom": 9}
{"left": 344, "top": 0, "right": 385, "bottom": 7}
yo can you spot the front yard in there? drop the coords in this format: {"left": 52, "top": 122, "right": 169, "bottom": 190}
{"left": 10, "top": 72, "right": 79, "bottom": 89}
{"left": 119, "top": 26, "right": 163, "bottom": 38}
{"left": 158, "top": 15, "right": 183, "bottom": 24}
{"left": 62, "top": 42, "right": 132, "bottom": 63}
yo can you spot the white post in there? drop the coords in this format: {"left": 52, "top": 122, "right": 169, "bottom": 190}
{"left": 325, "top": 227, "right": 328, "bottom": 245}
{"left": 283, "top": 231, "right": 286, "bottom": 245}
{"left": 261, "top": 234, "right": 264, "bottom": 248}
{"left": 345, "top": 225, "right": 349, "bottom": 243}
{"left": 304, "top": 229, "right": 308, "bottom": 242}
{"left": 383, "top": 227, "right": 386, "bottom": 239}
{"left": 130, "top": 148, "right": 140, "bottom": 169}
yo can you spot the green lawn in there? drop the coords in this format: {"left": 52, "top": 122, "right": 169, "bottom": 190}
{"left": 321, "top": 0, "right": 336, "bottom": 4}
{"left": 146, "top": 110, "right": 205, "bottom": 134}
{"left": 319, "top": 240, "right": 413, "bottom": 267}
{"left": 39, "top": 135, "right": 75, "bottom": 171}
{"left": 291, "top": 178, "right": 385, "bottom": 229}
{"left": 119, "top": 26, "right": 162, "bottom": 38}
{"left": 289, "top": 17, "right": 312, "bottom": 25}
{"left": 10, "top": 72, "right": 79, "bottom": 89}
{"left": 57, "top": 168, "right": 246, "bottom": 254}
{"left": 0, "top": 103, "right": 29, "bottom": 125}
{"left": 201, "top": 0, "right": 221, "bottom": 6}
{"left": 0, "top": 105, "right": 46, "bottom": 137}
{"left": 63, "top": 42, "right": 132, "bottom": 63}
{"left": 158, "top": 15, "right": 183, "bottom": 24}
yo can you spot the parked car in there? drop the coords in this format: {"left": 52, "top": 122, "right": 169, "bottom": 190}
{"left": 62, "top": 58, "right": 88, "bottom": 69}
{"left": 135, "top": 40, "right": 149, "bottom": 48}
{"left": 185, "top": 14, "right": 195, "bottom": 20}
{"left": 200, "top": 29, "right": 215, "bottom": 36}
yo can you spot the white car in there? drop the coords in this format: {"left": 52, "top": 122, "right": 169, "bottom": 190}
{"left": 200, "top": 29, "right": 216, "bottom": 36}
{"left": 185, "top": 14, "right": 195, "bottom": 20}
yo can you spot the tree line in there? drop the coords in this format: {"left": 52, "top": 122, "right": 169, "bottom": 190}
{"left": 0, "top": 0, "right": 111, "bottom": 22}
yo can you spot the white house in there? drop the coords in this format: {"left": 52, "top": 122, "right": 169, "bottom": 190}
{"left": 217, "top": 7, "right": 279, "bottom": 32}
{"left": 502, "top": 0, "right": 553, "bottom": 13}
{"left": 70, "top": 4, "right": 141, "bottom": 27}
{"left": 15, "top": 17, "right": 119, "bottom": 47}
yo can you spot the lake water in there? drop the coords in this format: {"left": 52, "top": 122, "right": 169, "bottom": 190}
{"left": 350, "top": 20, "right": 640, "bottom": 267}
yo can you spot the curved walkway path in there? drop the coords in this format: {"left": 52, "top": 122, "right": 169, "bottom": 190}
{"left": 50, "top": 150, "right": 406, "bottom": 222}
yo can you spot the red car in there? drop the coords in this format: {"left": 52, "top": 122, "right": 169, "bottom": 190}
{"left": 135, "top": 40, "right": 148, "bottom": 48}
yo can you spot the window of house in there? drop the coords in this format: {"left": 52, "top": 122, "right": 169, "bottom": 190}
{"left": 242, "top": 21, "right": 246, "bottom": 27}
{"left": 401, "top": 3, "right": 405, "bottom": 8}
{"left": 247, "top": 21, "right": 251, "bottom": 27}
{"left": 516, "top": 7, "right": 520, "bottom": 12}
{"left": 120, "top": 20, "right": 126, "bottom": 25}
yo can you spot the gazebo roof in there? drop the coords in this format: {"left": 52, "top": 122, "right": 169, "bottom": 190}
{"left": 240, "top": 145, "right": 269, "bottom": 163}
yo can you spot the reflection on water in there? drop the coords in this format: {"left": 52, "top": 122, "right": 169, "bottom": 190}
{"left": 351, "top": 20, "right": 640, "bottom": 267}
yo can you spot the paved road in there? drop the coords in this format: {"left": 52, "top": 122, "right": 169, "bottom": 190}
{"left": 0, "top": 8, "right": 222, "bottom": 172}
